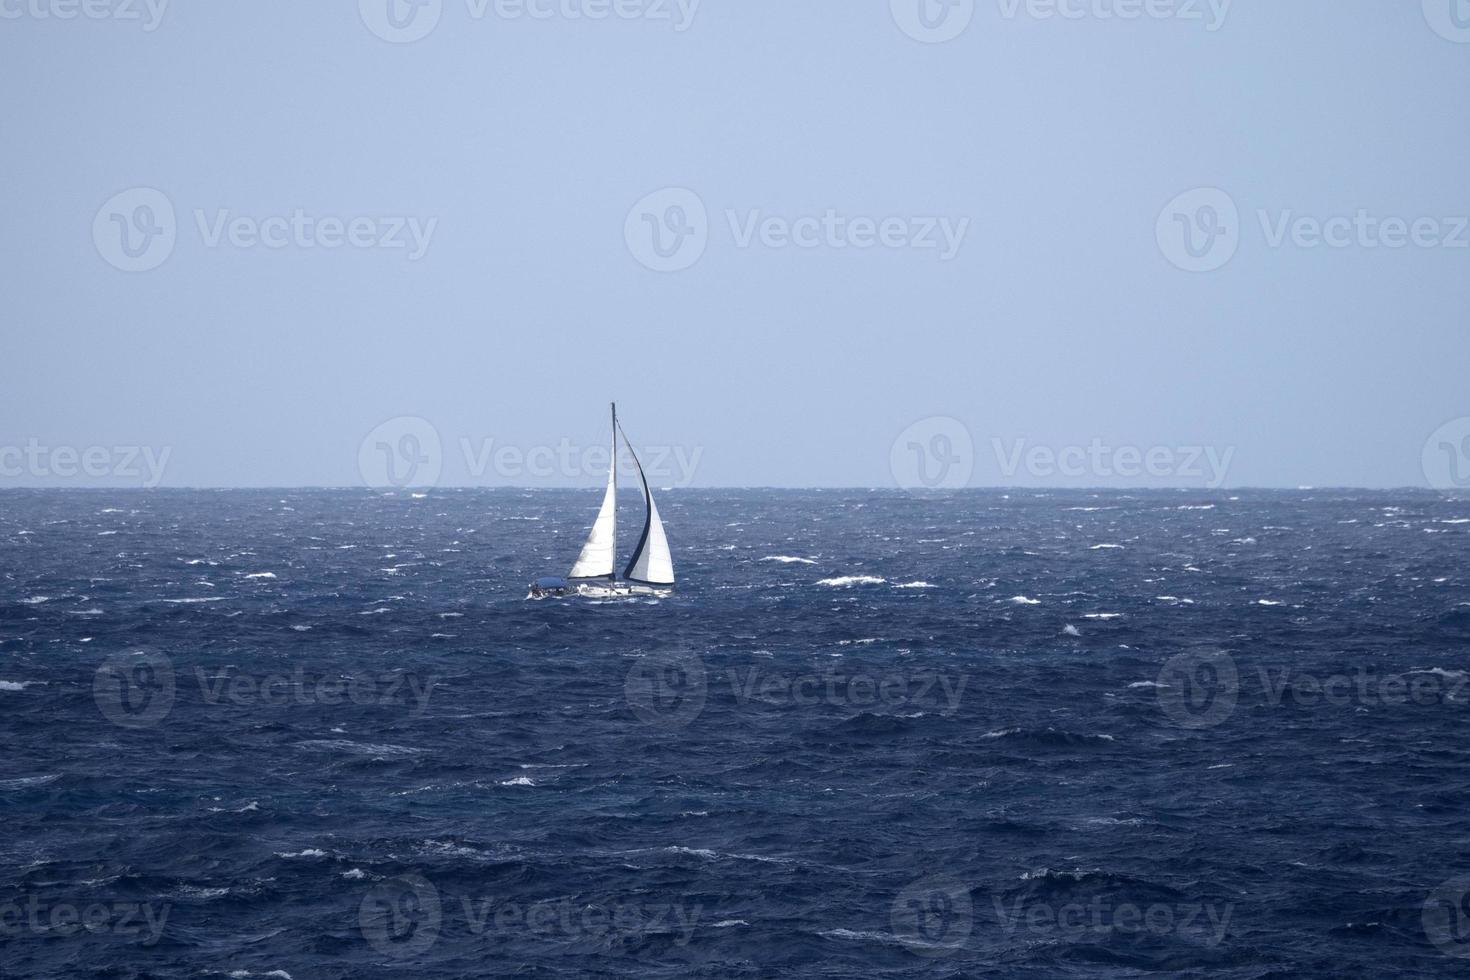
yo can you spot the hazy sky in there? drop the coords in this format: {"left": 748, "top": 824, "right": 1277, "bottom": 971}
{"left": 3, "top": 1, "right": 1468, "bottom": 489}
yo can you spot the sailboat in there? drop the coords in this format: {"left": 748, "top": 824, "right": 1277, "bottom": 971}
{"left": 527, "top": 403, "right": 675, "bottom": 599}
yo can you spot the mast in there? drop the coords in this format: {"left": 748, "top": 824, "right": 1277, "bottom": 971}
{"left": 610, "top": 401, "right": 617, "bottom": 578}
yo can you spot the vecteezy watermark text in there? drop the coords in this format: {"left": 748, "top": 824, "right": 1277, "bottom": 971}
{"left": 991, "top": 893, "right": 1233, "bottom": 946}
{"left": 889, "top": 874, "right": 1232, "bottom": 958}
{"left": 1154, "top": 650, "right": 1470, "bottom": 730}
{"left": 359, "top": 0, "right": 700, "bottom": 43}
{"left": 93, "top": 649, "right": 438, "bottom": 729}
{"left": 357, "top": 417, "right": 704, "bottom": 489}
{"left": 193, "top": 667, "right": 436, "bottom": 712}
{"left": 0, "top": 440, "right": 170, "bottom": 487}
{"left": 0, "top": 896, "right": 169, "bottom": 945}
{"left": 93, "top": 187, "right": 439, "bottom": 272}
{"left": 1158, "top": 188, "right": 1470, "bottom": 273}
{"left": 358, "top": 874, "right": 702, "bottom": 958}
{"left": 727, "top": 666, "right": 967, "bottom": 714}
{"left": 0, "top": 0, "right": 168, "bottom": 30}
{"left": 890, "top": 0, "right": 1229, "bottom": 44}
{"left": 625, "top": 653, "right": 970, "bottom": 729}
{"left": 460, "top": 437, "right": 702, "bottom": 485}
{"left": 993, "top": 438, "right": 1235, "bottom": 488}
{"left": 624, "top": 188, "right": 970, "bottom": 273}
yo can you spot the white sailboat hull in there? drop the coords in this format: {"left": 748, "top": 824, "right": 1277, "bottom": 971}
{"left": 526, "top": 580, "right": 671, "bottom": 600}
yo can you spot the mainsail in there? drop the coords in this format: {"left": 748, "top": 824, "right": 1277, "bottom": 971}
{"left": 567, "top": 404, "right": 618, "bottom": 580}
{"left": 618, "top": 420, "right": 675, "bottom": 587}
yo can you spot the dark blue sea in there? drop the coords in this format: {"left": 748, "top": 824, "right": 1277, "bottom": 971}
{"left": 3, "top": 489, "right": 1470, "bottom": 978}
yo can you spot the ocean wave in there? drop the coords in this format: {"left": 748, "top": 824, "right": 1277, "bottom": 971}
{"left": 981, "top": 727, "right": 1116, "bottom": 747}
{"left": 760, "top": 555, "right": 817, "bottom": 564}
{"left": 294, "top": 740, "right": 421, "bottom": 757}
{"left": 816, "top": 576, "right": 886, "bottom": 587}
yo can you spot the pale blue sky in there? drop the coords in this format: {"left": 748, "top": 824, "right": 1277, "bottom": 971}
{"left": 2, "top": 2, "right": 1467, "bottom": 488}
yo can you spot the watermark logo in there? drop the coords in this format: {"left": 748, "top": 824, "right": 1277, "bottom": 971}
{"left": 360, "top": 0, "right": 698, "bottom": 40}
{"left": 891, "top": 876, "right": 973, "bottom": 957}
{"left": 1423, "top": 417, "right": 1470, "bottom": 491}
{"left": 1423, "top": 0, "right": 1470, "bottom": 43}
{"left": 359, "top": 417, "right": 443, "bottom": 489}
{"left": 625, "top": 652, "right": 707, "bottom": 728}
{"left": 360, "top": 874, "right": 442, "bottom": 958}
{"left": 93, "top": 187, "right": 176, "bottom": 273}
{"left": 625, "top": 187, "right": 708, "bottom": 273}
{"left": 93, "top": 189, "right": 439, "bottom": 269}
{"left": 891, "top": 417, "right": 974, "bottom": 491}
{"left": 626, "top": 187, "right": 969, "bottom": 272}
{"left": 890, "top": 0, "right": 975, "bottom": 43}
{"left": 358, "top": 877, "right": 702, "bottom": 948}
{"left": 93, "top": 648, "right": 176, "bottom": 729}
{"left": 1162, "top": 188, "right": 1470, "bottom": 272}
{"left": 1425, "top": 875, "right": 1470, "bottom": 958}
{"left": 1155, "top": 649, "right": 1238, "bottom": 729}
{"left": 1157, "top": 187, "right": 1239, "bottom": 273}
{"left": 360, "top": 0, "right": 443, "bottom": 43}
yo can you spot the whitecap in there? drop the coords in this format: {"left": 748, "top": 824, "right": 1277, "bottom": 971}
{"left": 274, "top": 849, "right": 327, "bottom": 859}
{"left": 759, "top": 555, "right": 817, "bottom": 565}
{"left": 295, "top": 739, "right": 420, "bottom": 756}
{"left": 894, "top": 581, "right": 933, "bottom": 589}
{"left": 1084, "top": 613, "right": 1123, "bottom": 620}
{"left": 0, "top": 680, "right": 41, "bottom": 691}
{"left": 499, "top": 776, "right": 535, "bottom": 787}
{"left": 243, "top": 572, "right": 277, "bottom": 580}
{"left": 1409, "top": 667, "right": 1469, "bottom": 681}
{"left": 1128, "top": 681, "right": 1165, "bottom": 689}
{"left": 1256, "top": 599, "right": 1285, "bottom": 607}
{"left": 1089, "top": 544, "right": 1124, "bottom": 551}
{"left": 819, "top": 928, "right": 900, "bottom": 944}
{"left": 816, "top": 576, "right": 886, "bottom": 587}
{"left": 1063, "top": 624, "right": 1081, "bottom": 637}
{"left": 1007, "top": 595, "right": 1041, "bottom": 605}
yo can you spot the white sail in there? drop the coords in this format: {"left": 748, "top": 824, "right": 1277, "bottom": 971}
{"left": 567, "top": 405, "right": 618, "bottom": 580}
{"left": 619, "top": 425, "right": 675, "bottom": 586}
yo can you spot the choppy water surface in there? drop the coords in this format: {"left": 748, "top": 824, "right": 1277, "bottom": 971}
{"left": 3, "top": 488, "right": 1470, "bottom": 978}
